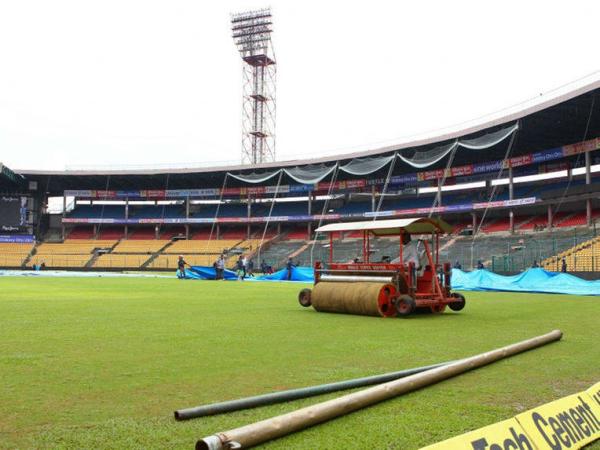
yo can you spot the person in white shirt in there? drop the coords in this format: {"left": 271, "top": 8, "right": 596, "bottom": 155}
{"left": 392, "top": 234, "right": 427, "bottom": 283}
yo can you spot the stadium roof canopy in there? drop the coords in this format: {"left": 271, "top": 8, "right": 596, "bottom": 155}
{"left": 0, "top": 163, "right": 28, "bottom": 192}
{"left": 17, "top": 74, "right": 600, "bottom": 195}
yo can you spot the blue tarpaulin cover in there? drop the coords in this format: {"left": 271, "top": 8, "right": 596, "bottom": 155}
{"left": 183, "top": 266, "right": 314, "bottom": 282}
{"left": 185, "top": 266, "right": 238, "bottom": 280}
{"left": 253, "top": 266, "right": 314, "bottom": 282}
{"left": 451, "top": 268, "right": 600, "bottom": 296}
{"left": 183, "top": 265, "right": 599, "bottom": 295}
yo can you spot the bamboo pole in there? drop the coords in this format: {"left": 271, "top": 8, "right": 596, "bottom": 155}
{"left": 175, "top": 360, "right": 454, "bottom": 420}
{"left": 196, "top": 330, "right": 562, "bottom": 450}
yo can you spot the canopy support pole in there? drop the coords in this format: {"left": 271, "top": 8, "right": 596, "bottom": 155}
{"left": 185, "top": 196, "right": 190, "bottom": 239}
{"left": 310, "top": 163, "right": 340, "bottom": 266}
{"left": 206, "top": 174, "right": 229, "bottom": 254}
{"left": 124, "top": 197, "right": 129, "bottom": 238}
{"left": 257, "top": 170, "right": 283, "bottom": 265}
{"left": 551, "top": 96, "right": 595, "bottom": 227}
{"left": 61, "top": 194, "right": 66, "bottom": 240}
{"left": 586, "top": 151, "right": 592, "bottom": 226}
{"left": 509, "top": 166, "right": 514, "bottom": 234}
{"left": 373, "top": 153, "right": 396, "bottom": 220}
{"left": 97, "top": 174, "right": 111, "bottom": 240}
{"left": 429, "top": 141, "right": 458, "bottom": 218}
{"left": 470, "top": 123, "right": 519, "bottom": 268}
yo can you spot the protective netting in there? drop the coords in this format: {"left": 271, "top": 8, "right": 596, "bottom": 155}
{"left": 339, "top": 155, "right": 395, "bottom": 175}
{"left": 283, "top": 164, "right": 337, "bottom": 184}
{"left": 228, "top": 170, "right": 282, "bottom": 184}
{"left": 226, "top": 122, "right": 520, "bottom": 182}
{"left": 397, "top": 122, "right": 519, "bottom": 168}
{"left": 398, "top": 141, "right": 458, "bottom": 169}
{"left": 458, "top": 122, "right": 519, "bottom": 149}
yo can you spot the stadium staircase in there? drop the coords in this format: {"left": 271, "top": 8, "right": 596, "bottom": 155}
{"left": 140, "top": 241, "right": 174, "bottom": 269}
{"left": 83, "top": 239, "right": 121, "bottom": 269}
{"left": 22, "top": 244, "right": 38, "bottom": 267}
{"left": 288, "top": 243, "right": 310, "bottom": 260}
{"left": 554, "top": 212, "right": 577, "bottom": 227}
{"left": 85, "top": 253, "right": 100, "bottom": 269}
{"left": 515, "top": 216, "right": 538, "bottom": 230}
{"left": 439, "top": 236, "right": 458, "bottom": 253}
{"left": 255, "top": 240, "right": 307, "bottom": 271}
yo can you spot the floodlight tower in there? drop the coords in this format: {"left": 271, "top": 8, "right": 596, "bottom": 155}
{"left": 231, "top": 8, "right": 276, "bottom": 165}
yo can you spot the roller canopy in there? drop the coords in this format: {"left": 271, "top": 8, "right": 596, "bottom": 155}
{"left": 315, "top": 217, "right": 453, "bottom": 235}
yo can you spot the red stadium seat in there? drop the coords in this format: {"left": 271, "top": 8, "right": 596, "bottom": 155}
{"left": 129, "top": 228, "right": 156, "bottom": 239}
{"left": 67, "top": 226, "right": 94, "bottom": 239}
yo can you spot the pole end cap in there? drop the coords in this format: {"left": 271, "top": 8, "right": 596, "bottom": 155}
{"left": 196, "top": 435, "right": 224, "bottom": 450}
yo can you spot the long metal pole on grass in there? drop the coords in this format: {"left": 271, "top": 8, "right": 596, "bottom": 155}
{"left": 196, "top": 330, "right": 562, "bottom": 450}
{"left": 175, "top": 360, "right": 454, "bottom": 420}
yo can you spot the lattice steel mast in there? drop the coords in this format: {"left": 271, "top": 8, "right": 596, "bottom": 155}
{"left": 231, "top": 8, "right": 276, "bottom": 165}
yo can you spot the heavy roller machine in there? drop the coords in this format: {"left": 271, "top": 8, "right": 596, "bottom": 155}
{"left": 298, "top": 217, "right": 465, "bottom": 317}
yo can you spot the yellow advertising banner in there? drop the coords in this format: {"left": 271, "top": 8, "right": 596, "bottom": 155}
{"left": 421, "top": 418, "right": 535, "bottom": 450}
{"left": 515, "top": 392, "right": 600, "bottom": 449}
{"left": 586, "top": 382, "right": 600, "bottom": 410}
{"left": 421, "top": 382, "right": 600, "bottom": 450}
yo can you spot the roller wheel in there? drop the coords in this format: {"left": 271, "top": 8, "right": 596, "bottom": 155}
{"left": 395, "top": 295, "right": 416, "bottom": 317}
{"left": 448, "top": 293, "right": 466, "bottom": 311}
{"left": 298, "top": 288, "right": 312, "bottom": 307}
{"left": 430, "top": 304, "right": 446, "bottom": 314}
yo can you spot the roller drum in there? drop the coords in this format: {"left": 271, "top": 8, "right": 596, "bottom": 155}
{"left": 311, "top": 282, "right": 397, "bottom": 317}
{"left": 319, "top": 274, "right": 395, "bottom": 283}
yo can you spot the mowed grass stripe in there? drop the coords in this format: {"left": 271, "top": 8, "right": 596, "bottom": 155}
{"left": 0, "top": 277, "right": 598, "bottom": 449}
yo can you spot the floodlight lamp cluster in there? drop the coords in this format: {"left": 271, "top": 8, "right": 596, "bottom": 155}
{"left": 231, "top": 8, "right": 273, "bottom": 57}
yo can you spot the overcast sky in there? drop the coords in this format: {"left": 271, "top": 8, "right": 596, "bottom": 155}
{"left": 1, "top": 0, "right": 599, "bottom": 171}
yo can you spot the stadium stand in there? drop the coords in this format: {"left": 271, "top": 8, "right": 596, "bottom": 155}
{"left": 129, "top": 228, "right": 157, "bottom": 239}
{"left": 517, "top": 215, "right": 547, "bottom": 231}
{"left": 112, "top": 239, "right": 169, "bottom": 253}
{"left": 542, "top": 235, "right": 600, "bottom": 272}
{"left": 68, "top": 226, "right": 95, "bottom": 239}
{"left": 5, "top": 76, "right": 599, "bottom": 274}
{"left": 481, "top": 218, "right": 510, "bottom": 233}
{"left": 236, "top": 239, "right": 265, "bottom": 252}
{"left": 92, "top": 254, "right": 151, "bottom": 269}
{"left": 67, "top": 205, "right": 124, "bottom": 219}
{"left": 555, "top": 210, "right": 599, "bottom": 228}
{"left": 256, "top": 241, "right": 307, "bottom": 270}
{"left": 219, "top": 227, "right": 248, "bottom": 240}
{"left": 149, "top": 254, "right": 227, "bottom": 269}
{"left": 191, "top": 229, "right": 214, "bottom": 239}
{"left": 34, "top": 240, "right": 116, "bottom": 254}
{"left": 160, "top": 227, "right": 186, "bottom": 239}
{"left": 130, "top": 205, "right": 185, "bottom": 218}
{"left": 166, "top": 239, "right": 242, "bottom": 254}
{"left": 97, "top": 227, "right": 125, "bottom": 240}
{"left": 29, "top": 240, "right": 117, "bottom": 268}
{"left": 286, "top": 227, "right": 309, "bottom": 239}
{"left": 0, "top": 242, "right": 34, "bottom": 267}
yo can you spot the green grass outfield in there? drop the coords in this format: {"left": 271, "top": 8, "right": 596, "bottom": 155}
{"left": 0, "top": 277, "right": 598, "bottom": 449}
